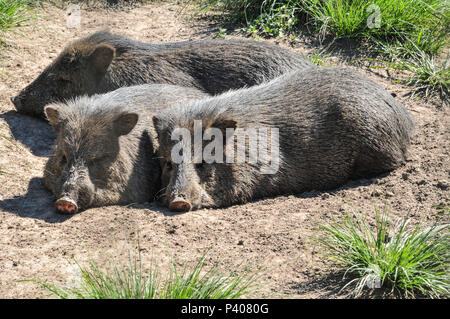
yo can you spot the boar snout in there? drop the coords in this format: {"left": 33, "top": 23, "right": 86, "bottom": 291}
{"left": 169, "top": 196, "right": 192, "bottom": 212}
{"left": 55, "top": 196, "right": 78, "bottom": 214}
{"left": 56, "top": 181, "right": 94, "bottom": 214}
{"left": 163, "top": 163, "right": 214, "bottom": 211}
{"left": 56, "top": 162, "right": 95, "bottom": 213}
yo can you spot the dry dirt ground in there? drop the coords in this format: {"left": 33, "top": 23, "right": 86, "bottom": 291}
{"left": 0, "top": 1, "right": 448, "bottom": 299}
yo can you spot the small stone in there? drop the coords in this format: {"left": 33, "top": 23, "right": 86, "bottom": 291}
{"left": 371, "top": 189, "right": 382, "bottom": 197}
{"left": 417, "top": 179, "right": 427, "bottom": 186}
{"left": 436, "top": 180, "right": 449, "bottom": 190}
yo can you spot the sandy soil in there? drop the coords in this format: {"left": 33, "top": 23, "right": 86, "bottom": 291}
{"left": 0, "top": 1, "right": 448, "bottom": 299}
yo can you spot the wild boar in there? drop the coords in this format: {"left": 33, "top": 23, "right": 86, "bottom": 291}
{"left": 43, "top": 84, "right": 207, "bottom": 213}
{"left": 12, "top": 30, "right": 313, "bottom": 118}
{"left": 153, "top": 67, "right": 415, "bottom": 211}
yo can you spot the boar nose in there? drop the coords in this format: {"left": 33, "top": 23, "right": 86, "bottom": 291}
{"left": 55, "top": 196, "right": 78, "bottom": 214}
{"left": 10, "top": 96, "right": 22, "bottom": 111}
{"left": 169, "top": 197, "right": 192, "bottom": 212}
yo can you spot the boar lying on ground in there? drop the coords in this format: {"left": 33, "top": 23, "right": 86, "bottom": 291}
{"left": 12, "top": 30, "right": 313, "bottom": 118}
{"left": 154, "top": 67, "right": 415, "bottom": 212}
{"left": 43, "top": 84, "right": 207, "bottom": 214}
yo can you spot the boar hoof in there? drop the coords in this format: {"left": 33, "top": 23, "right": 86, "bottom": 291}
{"left": 55, "top": 197, "right": 78, "bottom": 214}
{"left": 169, "top": 198, "right": 192, "bottom": 212}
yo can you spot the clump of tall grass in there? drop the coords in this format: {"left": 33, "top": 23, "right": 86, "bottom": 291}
{"left": 299, "top": 0, "right": 449, "bottom": 55}
{"left": 394, "top": 51, "right": 449, "bottom": 102}
{"left": 371, "top": 36, "right": 449, "bottom": 102}
{"left": 31, "top": 249, "right": 262, "bottom": 299}
{"left": 0, "top": 0, "right": 36, "bottom": 36}
{"left": 195, "top": 0, "right": 449, "bottom": 101}
{"left": 317, "top": 211, "right": 449, "bottom": 298}
{"left": 197, "top": 0, "right": 449, "bottom": 56}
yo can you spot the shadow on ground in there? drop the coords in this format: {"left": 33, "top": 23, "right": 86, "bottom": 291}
{"left": 0, "top": 178, "right": 185, "bottom": 223}
{"left": 187, "top": 11, "right": 244, "bottom": 39}
{"left": 288, "top": 271, "right": 349, "bottom": 299}
{"left": 293, "top": 270, "right": 410, "bottom": 299}
{"left": 292, "top": 176, "right": 384, "bottom": 201}
{"left": 0, "top": 111, "right": 55, "bottom": 157}
{"left": 290, "top": 270, "right": 398, "bottom": 299}
{"left": 126, "top": 201, "right": 188, "bottom": 217}
{"left": 0, "top": 177, "right": 72, "bottom": 223}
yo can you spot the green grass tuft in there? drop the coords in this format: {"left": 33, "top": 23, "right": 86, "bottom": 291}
{"left": 396, "top": 51, "right": 449, "bottom": 102}
{"left": 31, "top": 248, "right": 262, "bottom": 299}
{"left": 0, "top": 0, "right": 36, "bottom": 35}
{"left": 299, "top": 0, "right": 449, "bottom": 54}
{"left": 317, "top": 210, "right": 450, "bottom": 298}
{"left": 196, "top": 0, "right": 449, "bottom": 102}
{"left": 197, "top": 0, "right": 449, "bottom": 54}
{"left": 370, "top": 35, "right": 449, "bottom": 102}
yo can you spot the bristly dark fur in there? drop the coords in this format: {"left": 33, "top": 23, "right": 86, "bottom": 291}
{"left": 12, "top": 30, "right": 314, "bottom": 118}
{"left": 154, "top": 67, "right": 415, "bottom": 210}
{"left": 43, "top": 84, "right": 207, "bottom": 212}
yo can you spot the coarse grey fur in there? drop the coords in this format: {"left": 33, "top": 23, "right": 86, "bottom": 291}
{"left": 154, "top": 67, "right": 415, "bottom": 211}
{"left": 12, "top": 30, "right": 314, "bottom": 118}
{"left": 43, "top": 84, "right": 207, "bottom": 213}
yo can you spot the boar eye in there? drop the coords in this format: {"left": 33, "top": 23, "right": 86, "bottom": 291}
{"left": 57, "top": 75, "right": 72, "bottom": 84}
{"left": 89, "top": 155, "right": 109, "bottom": 165}
{"left": 165, "top": 161, "right": 173, "bottom": 171}
{"left": 61, "top": 154, "right": 67, "bottom": 165}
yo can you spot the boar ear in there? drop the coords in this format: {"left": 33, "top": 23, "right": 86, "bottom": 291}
{"left": 44, "top": 104, "right": 63, "bottom": 128}
{"left": 113, "top": 112, "right": 139, "bottom": 136}
{"left": 87, "top": 44, "right": 115, "bottom": 75}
